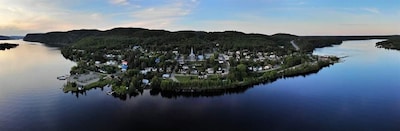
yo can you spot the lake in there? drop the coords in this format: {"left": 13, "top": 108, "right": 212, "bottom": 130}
{"left": 0, "top": 39, "right": 399, "bottom": 130}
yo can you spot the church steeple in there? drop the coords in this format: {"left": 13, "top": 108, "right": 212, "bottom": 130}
{"left": 189, "top": 47, "right": 196, "bottom": 61}
{"left": 190, "top": 48, "right": 194, "bottom": 56}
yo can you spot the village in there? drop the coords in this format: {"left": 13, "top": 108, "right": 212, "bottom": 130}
{"left": 62, "top": 42, "right": 338, "bottom": 94}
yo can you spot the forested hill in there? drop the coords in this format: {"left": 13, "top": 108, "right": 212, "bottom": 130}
{"left": 24, "top": 29, "right": 102, "bottom": 46}
{"left": 23, "top": 27, "right": 395, "bottom": 52}
{"left": 376, "top": 35, "right": 400, "bottom": 50}
{"left": 295, "top": 35, "right": 393, "bottom": 52}
{"left": 24, "top": 28, "right": 298, "bottom": 54}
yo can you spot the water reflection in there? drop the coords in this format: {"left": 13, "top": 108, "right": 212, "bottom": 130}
{"left": 0, "top": 40, "right": 73, "bottom": 76}
{"left": 66, "top": 70, "right": 324, "bottom": 100}
{"left": 1, "top": 39, "right": 399, "bottom": 131}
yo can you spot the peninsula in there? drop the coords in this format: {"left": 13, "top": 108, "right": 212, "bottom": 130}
{"left": 23, "top": 28, "right": 395, "bottom": 96}
{"left": 376, "top": 36, "right": 400, "bottom": 51}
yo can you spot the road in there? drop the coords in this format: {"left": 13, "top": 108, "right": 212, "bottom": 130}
{"left": 257, "top": 66, "right": 281, "bottom": 73}
{"left": 291, "top": 40, "right": 300, "bottom": 51}
{"left": 170, "top": 73, "right": 180, "bottom": 82}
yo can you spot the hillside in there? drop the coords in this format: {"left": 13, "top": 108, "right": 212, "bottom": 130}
{"left": 24, "top": 29, "right": 101, "bottom": 46}
{"left": 23, "top": 27, "right": 395, "bottom": 52}
{"left": 376, "top": 36, "right": 400, "bottom": 50}
{"left": 0, "top": 35, "right": 11, "bottom": 40}
{"left": 25, "top": 28, "right": 297, "bottom": 55}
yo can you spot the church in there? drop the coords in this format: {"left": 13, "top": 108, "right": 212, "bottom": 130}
{"left": 188, "top": 47, "right": 196, "bottom": 61}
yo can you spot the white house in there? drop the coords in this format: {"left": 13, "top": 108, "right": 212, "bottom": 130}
{"left": 207, "top": 68, "right": 214, "bottom": 74}
{"left": 162, "top": 74, "right": 171, "bottom": 79}
{"left": 142, "top": 79, "right": 150, "bottom": 85}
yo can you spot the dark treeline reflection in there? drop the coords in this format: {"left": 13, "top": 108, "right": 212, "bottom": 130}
{"left": 66, "top": 70, "right": 320, "bottom": 100}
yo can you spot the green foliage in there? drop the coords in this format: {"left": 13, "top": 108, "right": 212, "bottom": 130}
{"left": 129, "top": 77, "right": 140, "bottom": 88}
{"left": 112, "top": 86, "right": 128, "bottom": 95}
{"left": 84, "top": 79, "right": 111, "bottom": 90}
{"left": 283, "top": 55, "right": 302, "bottom": 68}
{"left": 227, "top": 64, "right": 248, "bottom": 81}
{"left": 151, "top": 76, "right": 161, "bottom": 89}
{"left": 100, "top": 65, "right": 118, "bottom": 74}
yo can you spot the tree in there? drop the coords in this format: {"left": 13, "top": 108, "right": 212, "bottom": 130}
{"left": 151, "top": 76, "right": 161, "bottom": 89}
{"left": 129, "top": 76, "right": 141, "bottom": 88}
{"left": 236, "top": 64, "right": 248, "bottom": 81}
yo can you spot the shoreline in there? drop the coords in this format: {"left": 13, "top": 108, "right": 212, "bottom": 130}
{"left": 63, "top": 57, "right": 338, "bottom": 97}
{"left": 0, "top": 43, "right": 19, "bottom": 50}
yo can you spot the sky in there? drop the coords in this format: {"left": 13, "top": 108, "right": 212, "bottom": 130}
{"left": 0, "top": 0, "right": 399, "bottom": 36}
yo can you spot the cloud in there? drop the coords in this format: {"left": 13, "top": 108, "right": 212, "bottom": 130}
{"left": 120, "top": 0, "right": 197, "bottom": 29}
{"left": 0, "top": 0, "right": 118, "bottom": 35}
{"left": 0, "top": 0, "right": 200, "bottom": 35}
{"left": 362, "top": 8, "right": 380, "bottom": 14}
{"left": 0, "top": 0, "right": 397, "bottom": 36}
{"left": 109, "top": 0, "right": 130, "bottom": 5}
{"left": 132, "top": 6, "right": 190, "bottom": 20}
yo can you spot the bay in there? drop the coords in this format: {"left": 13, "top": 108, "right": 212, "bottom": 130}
{"left": 0, "top": 39, "right": 399, "bottom": 130}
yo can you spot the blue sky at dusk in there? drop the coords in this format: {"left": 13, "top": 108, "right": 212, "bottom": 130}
{"left": 0, "top": 0, "right": 399, "bottom": 35}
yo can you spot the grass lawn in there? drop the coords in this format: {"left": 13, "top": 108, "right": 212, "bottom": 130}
{"left": 175, "top": 76, "right": 198, "bottom": 82}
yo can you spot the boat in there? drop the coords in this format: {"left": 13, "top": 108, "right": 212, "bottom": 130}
{"left": 107, "top": 91, "right": 114, "bottom": 95}
{"left": 57, "top": 75, "right": 69, "bottom": 80}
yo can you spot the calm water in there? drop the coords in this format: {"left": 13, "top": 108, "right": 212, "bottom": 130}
{"left": 0, "top": 39, "right": 399, "bottom": 130}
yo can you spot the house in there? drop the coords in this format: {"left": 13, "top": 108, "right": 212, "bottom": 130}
{"left": 106, "top": 60, "right": 117, "bottom": 65}
{"left": 263, "top": 65, "right": 271, "bottom": 70}
{"left": 142, "top": 79, "right": 150, "bottom": 85}
{"left": 207, "top": 68, "right": 214, "bottom": 74}
{"left": 198, "top": 74, "right": 208, "bottom": 79}
{"left": 236, "top": 51, "right": 240, "bottom": 55}
{"left": 198, "top": 55, "right": 205, "bottom": 61}
{"left": 155, "top": 58, "right": 160, "bottom": 63}
{"left": 122, "top": 60, "right": 128, "bottom": 65}
{"left": 182, "top": 66, "right": 189, "bottom": 70}
{"left": 191, "top": 70, "right": 199, "bottom": 75}
{"left": 133, "top": 45, "right": 141, "bottom": 50}
{"left": 162, "top": 74, "right": 171, "bottom": 79}
{"left": 227, "top": 51, "right": 234, "bottom": 56}
{"left": 140, "top": 70, "right": 149, "bottom": 75}
{"left": 121, "top": 60, "right": 128, "bottom": 72}
{"left": 223, "top": 54, "right": 230, "bottom": 60}
{"left": 99, "top": 69, "right": 107, "bottom": 74}
{"left": 166, "top": 67, "right": 172, "bottom": 73}
{"left": 204, "top": 53, "right": 213, "bottom": 59}
{"left": 121, "top": 65, "right": 128, "bottom": 72}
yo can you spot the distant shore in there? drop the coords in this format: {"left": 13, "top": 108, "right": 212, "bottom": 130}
{"left": 376, "top": 36, "right": 400, "bottom": 51}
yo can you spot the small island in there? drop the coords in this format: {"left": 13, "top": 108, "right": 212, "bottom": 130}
{"left": 0, "top": 43, "right": 19, "bottom": 50}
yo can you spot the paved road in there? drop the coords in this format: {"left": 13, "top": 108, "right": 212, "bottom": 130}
{"left": 257, "top": 66, "right": 281, "bottom": 73}
{"left": 170, "top": 73, "right": 180, "bottom": 82}
{"left": 68, "top": 72, "right": 100, "bottom": 86}
{"left": 291, "top": 40, "right": 300, "bottom": 51}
